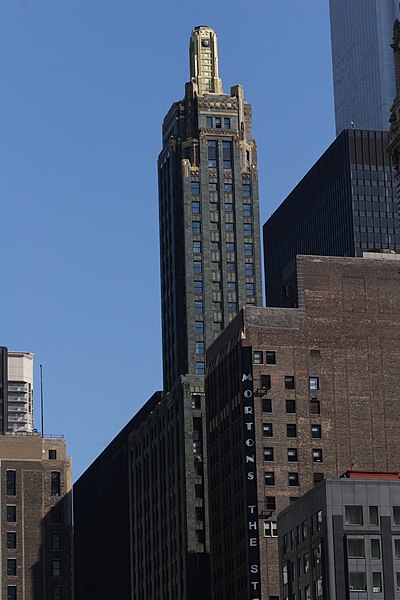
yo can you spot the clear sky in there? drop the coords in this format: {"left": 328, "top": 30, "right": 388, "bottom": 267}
{"left": 0, "top": 0, "right": 335, "bottom": 479}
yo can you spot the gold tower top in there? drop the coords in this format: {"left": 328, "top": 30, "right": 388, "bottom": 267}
{"left": 189, "top": 26, "right": 223, "bottom": 95}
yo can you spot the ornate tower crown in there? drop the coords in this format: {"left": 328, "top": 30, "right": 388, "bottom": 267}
{"left": 189, "top": 26, "right": 223, "bottom": 95}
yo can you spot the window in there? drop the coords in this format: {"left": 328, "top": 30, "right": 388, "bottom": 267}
{"left": 265, "top": 351, "right": 276, "bottom": 365}
{"left": 263, "top": 423, "right": 273, "bottom": 437}
{"left": 194, "top": 280, "right": 203, "bottom": 294}
{"left": 347, "top": 538, "right": 365, "bottom": 557}
{"left": 6, "top": 471, "right": 16, "bottom": 496}
{"left": 303, "top": 552, "right": 310, "bottom": 573}
{"left": 215, "top": 117, "right": 222, "bottom": 128}
{"left": 395, "top": 539, "right": 400, "bottom": 559}
{"left": 208, "top": 140, "right": 217, "bottom": 167}
{"left": 191, "top": 181, "right": 200, "bottom": 194}
{"left": 196, "top": 362, "right": 205, "bottom": 375}
{"left": 7, "top": 559, "right": 16, "bottom": 576}
{"left": 317, "top": 510, "right": 323, "bottom": 531}
{"left": 224, "top": 203, "right": 233, "bottom": 212}
{"left": 194, "top": 301, "right": 203, "bottom": 314}
{"left": 228, "top": 302, "right": 237, "bottom": 312}
{"left": 226, "top": 262, "right": 235, "bottom": 272}
{"left": 313, "top": 540, "right": 322, "bottom": 566}
{"left": 262, "top": 399, "right": 272, "bottom": 412}
{"left": 7, "top": 532, "right": 16, "bottom": 549}
{"left": 345, "top": 506, "right": 363, "bottom": 525}
{"left": 265, "top": 496, "right": 276, "bottom": 510}
{"left": 48, "top": 450, "right": 57, "bottom": 460}
{"left": 287, "top": 448, "right": 298, "bottom": 462}
{"left": 253, "top": 351, "right": 263, "bottom": 364}
{"left": 227, "top": 282, "right": 236, "bottom": 291}
{"left": 246, "top": 283, "right": 254, "bottom": 296}
{"left": 51, "top": 506, "right": 62, "bottom": 523}
{"left": 193, "top": 261, "right": 202, "bottom": 273}
{"left": 284, "top": 376, "right": 295, "bottom": 389}
{"left": 52, "top": 559, "right": 61, "bottom": 577}
{"left": 51, "top": 472, "right": 61, "bottom": 497}
{"left": 370, "top": 506, "right": 379, "bottom": 526}
{"left": 309, "top": 377, "right": 319, "bottom": 390}
{"left": 264, "top": 520, "right": 277, "bottom": 537}
{"left": 314, "top": 473, "right": 324, "bottom": 484}
{"left": 245, "top": 263, "right": 254, "bottom": 276}
{"left": 311, "top": 424, "right": 321, "bottom": 438}
{"left": 315, "top": 576, "right": 323, "bottom": 598}
{"left": 260, "top": 375, "right": 271, "bottom": 389}
{"left": 243, "top": 184, "right": 251, "bottom": 197}
{"left": 397, "top": 573, "right": 400, "bottom": 593}
{"left": 52, "top": 588, "right": 62, "bottom": 600}
{"left": 264, "top": 472, "right": 275, "bottom": 486}
{"left": 192, "top": 221, "right": 201, "bottom": 234}
{"left": 288, "top": 472, "right": 299, "bottom": 486}
{"left": 193, "top": 241, "right": 202, "bottom": 254}
{"left": 244, "top": 243, "right": 253, "bottom": 256}
{"left": 223, "top": 117, "right": 230, "bottom": 129}
{"left": 312, "top": 449, "right": 323, "bottom": 462}
{"left": 7, "top": 506, "right": 16, "bottom": 523}
{"left": 222, "top": 141, "right": 232, "bottom": 168}
{"left": 287, "top": 424, "right": 297, "bottom": 438}
{"left": 394, "top": 506, "right": 400, "bottom": 525}
{"left": 371, "top": 539, "right": 380, "bottom": 559}
{"left": 195, "top": 321, "right": 204, "bottom": 334}
{"left": 206, "top": 116, "right": 213, "bottom": 128}
{"left": 243, "top": 204, "right": 252, "bottom": 216}
{"left": 286, "top": 399, "right": 296, "bottom": 413}
{"left": 310, "top": 399, "right": 320, "bottom": 415}
{"left": 192, "top": 394, "right": 201, "bottom": 409}
{"left": 7, "top": 587, "right": 16, "bottom": 600}
{"left": 225, "top": 222, "right": 234, "bottom": 231}
{"left": 226, "top": 242, "right": 235, "bottom": 251}
{"left": 264, "top": 447, "right": 274, "bottom": 461}
{"left": 224, "top": 183, "right": 232, "bottom": 192}
{"left": 244, "top": 223, "right": 252, "bottom": 236}
{"left": 195, "top": 341, "right": 204, "bottom": 355}
{"left": 51, "top": 532, "right": 61, "bottom": 551}
{"left": 192, "top": 201, "right": 201, "bottom": 214}
{"left": 304, "top": 586, "right": 311, "bottom": 600}
{"left": 372, "top": 572, "right": 382, "bottom": 592}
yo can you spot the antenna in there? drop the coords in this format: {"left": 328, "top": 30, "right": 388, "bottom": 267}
{"left": 40, "top": 364, "right": 44, "bottom": 437}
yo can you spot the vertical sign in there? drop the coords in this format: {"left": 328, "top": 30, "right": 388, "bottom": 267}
{"left": 241, "top": 346, "right": 262, "bottom": 599}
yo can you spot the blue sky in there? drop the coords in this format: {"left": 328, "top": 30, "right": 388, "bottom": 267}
{"left": 0, "top": 0, "right": 334, "bottom": 479}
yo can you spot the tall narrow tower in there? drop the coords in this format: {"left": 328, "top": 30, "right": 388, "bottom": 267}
{"left": 158, "top": 25, "right": 263, "bottom": 392}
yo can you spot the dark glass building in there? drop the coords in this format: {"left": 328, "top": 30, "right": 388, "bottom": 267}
{"left": 263, "top": 129, "right": 400, "bottom": 307}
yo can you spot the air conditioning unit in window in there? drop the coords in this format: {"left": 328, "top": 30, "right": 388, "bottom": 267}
{"left": 373, "top": 588, "right": 381, "bottom": 593}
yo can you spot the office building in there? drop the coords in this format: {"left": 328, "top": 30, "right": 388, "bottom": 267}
{"left": 278, "top": 472, "right": 400, "bottom": 599}
{"left": 329, "top": 0, "right": 399, "bottom": 134}
{"left": 205, "top": 253, "right": 400, "bottom": 599}
{"left": 263, "top": 128, "right": 400, "bottom": 307}
{"left": 0, "top": 347, "right": 34, "bottom": 433}
{"left": 389, "top": 19, "right": 400, "bottom": 198}
{"left": 0, "top": 432, "right": 73, "bottom": 600}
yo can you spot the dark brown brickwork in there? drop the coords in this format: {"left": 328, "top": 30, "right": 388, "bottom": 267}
{"left": 206, "top": 253, "right": 400, "bottom": 599}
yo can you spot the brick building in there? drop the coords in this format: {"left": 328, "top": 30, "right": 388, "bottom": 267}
{"left": 205, "top": 253, "right": 400, "bottom": 599}
{"left": 0, "top": 433, "right": 72, "bottom": 600}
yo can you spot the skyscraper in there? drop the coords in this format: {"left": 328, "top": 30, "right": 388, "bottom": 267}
{"left": 0, "top": 347, "right": 34, "bottom": 433}
{"left": 158, "top": 25, "right": 262, "bottom": 392}
{"left": 329, "top": 0, "right": 400, "bottom": 134}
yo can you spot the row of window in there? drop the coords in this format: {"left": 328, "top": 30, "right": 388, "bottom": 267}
{"left": 283, "top": 512, "right": 324, "bottom": 557}
{"left": 205, "top": 116, "right": 231, "bottom": 129}
{"left": 262, "top": 398, "right": 321, "bottom": 415}
{"left": 6, "top": 531, "right": 61, "bottom": 550}
{"left": 192, "top": 200, "right": 253, "bottom": 217}
{"left": 265, "top": 472, "right": 300, "bottom": 487}
{"left": 193, "top": 249, "right": 253, "bottom": 273}
{"left": 264, "top": 447, "right": 323, "bottom": 463}
{"left": 193, "top": 237, "right": 254, "bottom": 254}
{"left": 7, "top": 586, "right": 63, "bottom": 600}
{"left": 345, "top": 504, "right": 400, "bottom": 527}
{"left": 192, "top": 221, "right": 254, "bottom": 235}
{"left": 191, "top": 181, "right": 251, "bottom": 197}
{"left": 263, "top": 423, "right": 322, "bottom": 438}
{"left": 6, "top": 470, "right": 60, "bottom": 497}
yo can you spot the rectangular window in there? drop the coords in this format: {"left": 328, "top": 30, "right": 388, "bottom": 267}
{"left": 225, "top": 222, "right": 234, "bottom": 231}
{"left": 224, "top": 183, "right": 232, "bottom": 192}
{"left": 244, "top": 223, "right": 252, "bottom": 236}
{"left": 226, "top": 262, "right": 235, "bottom": 272}
{"left": 7, "top": 559, "right": 16, "bottom": 576}
{"left": 193, "top": 261, "right": 202, "bottom": 274}
{"left": 194, "top": 281, "right": 203, "bottom": 294}
{"left": 243, "top": 204, "right": 252, "bottom": 216}
{"left": 195, "top": 341, "right": 204, "bottom": 355}
{"left": 286, "top": 399, "right": 296, "bottom": 413}
{"left": 284, "top": 376, "right": 295, "bottom": 389}
{"left": 311, "top": 424, "right": 322, "bottom": 438}
{"left": 245, "top": 263, "right": 254, "bottom": 276}
{"left": 264, "top": 520, "right": 277, "bottom": 537}
{"left": 316, "top": 576, "right": 323, "bottom": 598}
{"left": 347, "top": 538, "right": 365, "bottom": 557}
{"left": 51, "top": 506, "right": 62, "bottom": 523}
{"left": 52, "top": 588, "right": 62, "bottom": 600}
{"left": 317, "top": 510, "right": 323, "bottom": 531}
{"left": 191, "top": 181, "right": 200, "bottom": 194}
{"left": 228, "top": 302, "right": 237, "bottom": 312}
{"left": 265, "top": 351, "right": 276, "bottom": 365}
{"left": 206, "top": 116, "right": 213, "bottom": 128}
{"left": 287, "top": 424, "right": 297, "bottom": 438}
{"left": 7, "top": 587, "right": 17, "bottom": 600}
{"left": 208, "top": 140, "right": 217, "bottom": 167}
{"left": 246, "top": 283, "right": 254, "bottom": 296}
{"left": 215, "top": 117, "right": 222, "bottom": 128}
{"left": 7, "top": 532, "right": 16, "bottom": 549}
{"left": 224, "top": 203, "right": 233, "bottom": 212}
{"left": 370, "top": 506, "right": 379, "bottom": 525}
{"left": 397, "top": 573, "right": 400, "bottom": 593}
{"left": 265, "top": 496, "right": 276, "bottom": 510}
{"left": 264, "top": 472, "right": 275, "bottom": 486}
{"left": 262, "top": 399, "right": 272, "bottom": 413}
{"left": 52, "top": 559, "right": 61, "bottom": 577}
{"left": 7, "top": 506, "right": 16, "bottom": 523}
{"left": 192, "top": 201, "right": 200, "bottom": 214}
{"left": 371, "top": 539, "right": 380, "bottom": 559}
{"left": 48, "top": 450, "right": 57, "bottom": 460}
{"left": 394, "top": 506, "right": 400, "bottom": 525}
{"left": 288, "top": 472, "right": 299, "bottom": 486}
{"left": 194, "top": 301, "right": 203, "bottom": 314}
{"left": 395, "top": 539, "right": 400, "bottom": 559}
{"left": 309, "top": 377, "right": 319, "bottom": 390}
{"left": 310, "top": 399, "right": 320, "bottom": 415}
{"left": 51, "top": 472, "right": 61, "bottom": 497}
{"left": 372, "top": 572, "right": 382, "bottom": 592}
{"left": 243, "top": 184, "right": 251, "bottom": 197}
{"left": 287, "top": 448, "right": 298, "bottom": 462}
{"left": 193, "top": 241, "right": 202, "bottom": 254}
{"left": 192, "top": 221, "right": 201, "bottom": 234}
{"left": 263, "top": 423, "right": 273, "bottom": 437}
{"left": 264, "top": 447, "right": 274, "bottom": 461}
{"left": 244, "top": 243, "right": 253, "bottom": 256}
{"left": 195, "top": 321, "right": 204, "bottom": 334}
{"left": 222, "top": 141, "right": 232, "bottom": 168}
{"left": 345, "top": 506, "right": 363, "bottom": 525}
{"left": 312, "top": 449, "right": 323, "bottom": 462}
{"left": 223, "top": 117, "right": 231, "bottom": 129}
{"left": 260, "top": 375, "right": 271, "bottom": 389}
{"left": 253, "top": 351, "right": 263, "bottom": 364}
{"left": 195, "top": 362, "right": 205, "bottom": 375}
{"left": 227, "top": 282, "right": 236, "bottom": 291}
{"left": 226, "top": 242, "right": 235, "bottom": 251}
{"left": 314, "top": 472, "right": 324, "bottom": 484}
{"left": 6, "top": 471, "right": 16, "bottom": 496}
{"left": 51, "top": 532, "right": 61, "bottom": 551}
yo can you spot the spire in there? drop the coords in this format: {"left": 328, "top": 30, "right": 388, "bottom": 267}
{"left": 189, "top": 26, "right": 223, "bottom": 95}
